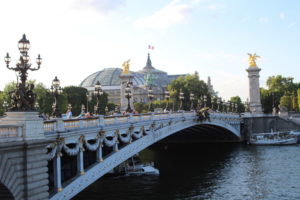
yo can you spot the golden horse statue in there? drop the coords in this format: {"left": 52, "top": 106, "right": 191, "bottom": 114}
{"left": 122, "top": 59, "right": 130, "bottom": 74}
{"left": 247, "top": 53, "right": 260, "bottom": 67}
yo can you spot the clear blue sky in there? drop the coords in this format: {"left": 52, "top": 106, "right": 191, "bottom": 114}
{"left": 0, "top": 0, "right": 300, "bottom": 101}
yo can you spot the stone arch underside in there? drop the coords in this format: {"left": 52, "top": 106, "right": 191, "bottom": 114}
{"left": 0, "top": 154, "right": 19, "bottom": 200}
{"left": 51, "top": 119, "right": 240, "bottom": 200}
{"left": 159, "top": 123, "right": 241, "bottom": 143}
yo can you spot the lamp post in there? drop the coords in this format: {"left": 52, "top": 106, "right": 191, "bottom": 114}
{"left": 125, "top": 82, "right": 133, "bottom": 113}
{"left": 203, "top": 95, "right": 207, "bottom": 107}
{"left": 86, "top": 92, "right": 89, "bottom": 113}
{"left": 222, "top": 100, "right": 226, "bottom": 113}
{"left": 179, "top": 89, "right": 184, "bottom": 111}
{"left": 227, "top": 101, "right": 231, "bottom": 113}
{"left": 2, "top": 101, "right": 8, "bottom": 112}
{"left": 105, "top": 106, "right": 109, "bottom": 116}
{"left": 217, "top": 97, "right": 221, "bottom": 112}
{"left": 190, "top": 92, "right": 195, "bottom": 111}
{"left": 164, "top": 90, "right": 170, "bottom": 112}
{"left": 4, "top": 34, "right": 42, "bottom": 111}
{"left": 148, "top": 85, "right": 154, "bottom": 112}
{"left": 50, "top": 76, "right": 63, "bottom": 118}
{"left": 94, "top": 81, "right": 103, "bottom": 115}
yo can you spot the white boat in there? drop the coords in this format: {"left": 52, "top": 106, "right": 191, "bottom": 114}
{"left": 125, "top": 164, "right": 159, "bottom": 176}
{"left": 249, "top": 131, "right": 298, "bottom": 145}
{"left": 124, "top": 155, "right": 159, "bottom": 176}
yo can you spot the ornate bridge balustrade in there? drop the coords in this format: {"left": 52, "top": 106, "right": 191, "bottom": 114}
{"left": 42, "top": 111, "right": 240, "bottom": 200}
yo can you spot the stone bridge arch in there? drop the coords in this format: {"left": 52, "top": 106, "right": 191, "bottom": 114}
{"left": 51, "top": 114, "right": 241, "bottom": 200}
{"left": 0, "top": 155, "right": 18, "bottom": 200}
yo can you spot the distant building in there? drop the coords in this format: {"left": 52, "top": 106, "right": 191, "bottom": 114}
{"left": 79, "top": 53, "right": 187, "bottom": 104}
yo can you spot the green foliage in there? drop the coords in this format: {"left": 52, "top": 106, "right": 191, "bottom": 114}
{"left": 260, "top": 75, "right": 300, "bottom": 113}
{"left": 229, "top": 96, "right": 245, "bottom": 113}
{"left": 134, "top": 102, "right": 148, "bottom": 113}
{"left": 88, "top": 93, "right": 108, "bottom": 115}
{"left": 0, "top": 91, "right": 5, "bottom": 116}
{"left": 63, "top": 86, "right": 88, "bottom": 116}
{"left": 168, "top": 73, "right": 209, "bottom": 110}
{"left": 280, "top": 95, "right": 292, "bottom": 110}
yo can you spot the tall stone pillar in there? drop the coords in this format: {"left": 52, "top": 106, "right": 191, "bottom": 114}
{"left": 246, "top": 66, "right": 263, "bottom": 113}
{"left": 120, "top": 73, "right": 134, "bottom": 112}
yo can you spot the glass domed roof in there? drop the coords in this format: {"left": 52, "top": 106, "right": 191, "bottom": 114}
{"left": 79, "top": 68, "right": 145, "bottom": 87}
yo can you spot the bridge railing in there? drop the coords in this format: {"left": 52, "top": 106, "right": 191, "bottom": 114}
{"left": 0, "top": 124, "right": 23, "bottom": 140}
{"left": 43, "top": 111, "right": 196, "bottom": 133}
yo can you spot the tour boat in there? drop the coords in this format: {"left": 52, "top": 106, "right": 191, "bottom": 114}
{"left": 249, "top": 131, "right": 298, "bottom": 145}
{"left": 124, "top": 156, "right": 159, "bottom": 176}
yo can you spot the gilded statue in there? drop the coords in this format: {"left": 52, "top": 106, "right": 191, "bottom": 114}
{"left": 247, "top": 53, "right": 260, "bottom": 67}
{"left": 122, "top": 59, "right": 130, "bottom": 74}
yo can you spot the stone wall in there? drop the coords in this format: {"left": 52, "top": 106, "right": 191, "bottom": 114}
{"left": 0, "top": 140, "right": 50, "bottom": 200}
{"left": 242, "top": 114, "right": 300, "bottom": 139}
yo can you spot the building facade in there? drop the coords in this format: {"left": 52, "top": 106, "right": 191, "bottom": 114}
{"left": 79, "top": 54, "right": 186, "bottom": 105}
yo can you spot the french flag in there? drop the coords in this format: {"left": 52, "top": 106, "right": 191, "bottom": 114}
{"left": 148, "top": 45, "right": 154, "bottom": 50}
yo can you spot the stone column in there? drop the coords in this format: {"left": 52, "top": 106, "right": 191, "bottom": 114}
{"left": 119, "top": 73, "right": 134, "bottom": 112}
{"left": 0, "top": 112, "right": 51, "bottom": 200}
{"left": 246, "top": 66, "right": 263, "bottom": 113}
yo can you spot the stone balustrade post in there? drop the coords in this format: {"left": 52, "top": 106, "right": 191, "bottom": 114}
{"left": 79, "top": 120, "right": 84, "bottom": 128}
{"left": 128, "top": 113, "right": 133, "bottom": 123}
{"left": 56, "top": 119, "right": 65, "bottom": 132}
{"left": 98, "top": 115, "right": 104, "bottom": 127}
{"left": 114, "top": 116, "right": 118, "bottom": 124}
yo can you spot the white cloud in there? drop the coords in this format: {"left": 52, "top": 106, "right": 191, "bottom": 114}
{"left": 288, "top": 22, "right": 296, "bottom": 28}
{"left": 197, "top": 51, "right": 245, "bottom": 63}
{"left": 258, "top": 17, "right": 269, "bottom": 24}
{"left": 133, "top": 0, "right": 192, "bottom": 30}
{"left": 279, "top": 12, "right": 286, "bottom": 20}
{"left": 73, "top": 0, "right": 125, "bottom": 15}
{"left": 208, "top": 3, "right": 221, "bottom": 11}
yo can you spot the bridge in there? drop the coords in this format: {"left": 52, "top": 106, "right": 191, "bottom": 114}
{"left": 0, "top": 111, "right": 240, "bottom": 200}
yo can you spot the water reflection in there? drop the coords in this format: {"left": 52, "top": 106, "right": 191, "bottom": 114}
{"left": 73, "top": 144, "right": 300, "bottom": 200}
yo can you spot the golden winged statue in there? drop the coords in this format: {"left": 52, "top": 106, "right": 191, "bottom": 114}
{"left": 122, "top": 59, "right": 130, "bottom": 74}
{"left": 247, "top": 53, "right": 260, "bottom": 67}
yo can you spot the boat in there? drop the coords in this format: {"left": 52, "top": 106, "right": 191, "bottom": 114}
{"left": 124, "top": 155, "right": 159, "bottom": 176}
{"left": 249, "top": 131, "right": 298, "bottom": 145}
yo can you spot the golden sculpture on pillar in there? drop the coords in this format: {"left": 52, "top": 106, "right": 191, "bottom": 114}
{"left": 247, "top": 53, "right": 260, "bottom": 67}
{"left": 122, "top": 59, "right": 130, "bottom": 74}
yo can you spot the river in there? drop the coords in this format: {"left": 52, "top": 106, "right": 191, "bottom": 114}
{"left": 73, "top": 143, "right": 300, "bottom": 200}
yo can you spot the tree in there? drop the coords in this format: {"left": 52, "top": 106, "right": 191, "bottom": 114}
{"left": 229, "top": 96, "right": 245, "bottom": 113}
{"left": 168, "top": 73, "right": 209, "bottom": 110}
{"left": 280, "top": 95, "right": 292, "bottom": 110}
{"left": 63, "top": 86, "right": 88, "bottom": 116}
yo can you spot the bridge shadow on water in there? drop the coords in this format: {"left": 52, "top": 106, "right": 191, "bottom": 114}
{"left": 72, "top": 141, "right": 242, "bottom": 200}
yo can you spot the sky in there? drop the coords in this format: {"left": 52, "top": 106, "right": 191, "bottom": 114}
{"left": 0, "top": 0, "right": 300, "bottom": 101}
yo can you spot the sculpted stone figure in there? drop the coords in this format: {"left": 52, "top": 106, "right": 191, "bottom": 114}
{"left": 122, "top": 59, "right": 130, "bottom": 74}
{"left": 247, "top": 53, "right": 260, "bottom": 67}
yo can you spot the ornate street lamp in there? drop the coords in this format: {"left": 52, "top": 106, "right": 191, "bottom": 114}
{"left": 165, "top": 90, "right": 170, "bottom": 112}
{"left": 222, "top": 100, "right": 226, "bottom": 112}
{"left": 105, "top": 106, "right": 109, "bottom": 116}
{"left": 179, "top": 89, "right": 184, "bottom": 111}
{"left": 2, "top": 101, "right": 8, "bottom": 112}
{"left": 50, "top": 76, "right": 63, "bottom": 118}
{"left": 227, "top": 101, "right": 231, "bottom": 113}
{"left": 190, "top": 92, "right": 195, "bottom": 111}
{"left": 86, "top": 92, "right": 89, "bottom": 113}
{"left": 81, "top": 104, "right": 86, "bottom": 114}
{"left": 4, "top": 34, "right": 42, "bottom": 111}
{"left": 203, "top": 95, "right": 207, "bottom": 107}
{"left": 125, "top": 82, "right": 133, "bottom": 113}
{"left": 94, "top": 81, "right": 103, "bottom": 115}
{"left": 217, "top": 97, "right": 221, "bottom": 112}
{"left": 148, "top": 85, "right": 154, "bottom": 112}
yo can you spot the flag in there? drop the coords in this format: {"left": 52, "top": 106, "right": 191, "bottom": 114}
{"left": 148, "top": 45, "right": 154, "bottom": 50}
